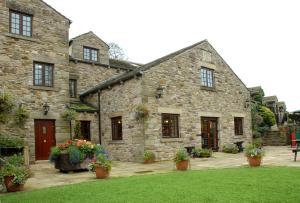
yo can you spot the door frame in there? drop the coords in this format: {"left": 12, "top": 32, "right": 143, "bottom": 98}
{"left": 201, "top": 117, "right": 219, "bottom": 151}
{"left": 34, "top": 119, "right": 56, "bottom": 160}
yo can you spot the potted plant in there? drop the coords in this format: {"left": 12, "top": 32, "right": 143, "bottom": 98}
{"left": 143, "top": 151, "right": 155, "bottom": 164}
{"left": 88, "top": 153, "right": 112, "bottom": 179}
{"left": 245, "top": 143, "right": 265, "bottom": 167}
{"left": 173, "top": 148, "right": 190, "bottom": 171}
{"left": 49, "top": 140, "right": 104, "bottom": 172}
{"left": 135, "top": 104, "right": 149, "bottom": 121}
{"left": 0, "top": 155, "right": 30, "bottom": 192}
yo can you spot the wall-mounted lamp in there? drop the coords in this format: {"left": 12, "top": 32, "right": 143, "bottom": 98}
{"left": 43, "top": 102, "right": 50, "bottom": 115}
{"left": 156, "top": 85, "right": 164, "bottom": 99}
{"left": 244, "top": 99, "right": 251, "bottom": 109}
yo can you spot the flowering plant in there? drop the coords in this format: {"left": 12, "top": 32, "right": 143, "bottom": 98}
{"left": 245, "top": 144, "right": 265, "bottom": 158}
{"left": 49, "top": 139, "right": 104, "bottom": 164}
{"left": 88, "top": 150, "right": 112, "bottom": 172}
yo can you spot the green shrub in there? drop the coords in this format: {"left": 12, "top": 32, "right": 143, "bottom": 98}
{"left": 0, "top": 135, "right": 25, "bottom": 149}
{"left": 67, "top": 146, "right": 84, "bottom": 165}
{"left": 73, "top": 121, "right": 82, "bottom": 139}
{"left": 0, "top": 92, "right": 15, "bottom": 123}
{"left": 173, "top": 148, "right": 190, "bottom": 163}
{"left": 5, "top": 154, "right": 24, "bottom": 166}
{"left": 192, "top": 148, "right": 213, "bottom": 158}
{"left": 143, "top": 151, "right": 155, "bottom": 161}
{"left": 253, "top": 138, "right": 263, "bottom": 148}
{"left": 258, "top": 106, "right": 276, "bottom": 127}
{"left": 14, "top": 106, "right": 29, "bottom": 126}
{"left": 222, "top": 145, "right": 239, "bottom": 154}
{"left": 49, "top": 147, "right": 61, "bottom": 162}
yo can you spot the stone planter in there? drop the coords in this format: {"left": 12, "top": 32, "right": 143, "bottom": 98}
{"left": 95, "top": 166, "right": 109, "bottom": 179}
{"left": 176, "top": 160, "right": 189, "bottom": 171}
{"left": 54, "top": 153, "right": 92, "bottom": 172}
{"left": 247, "top": 156, "right": 262, "bottom": 167}
{"left": 4, "top": 176, "right": 24, "bottom": 192}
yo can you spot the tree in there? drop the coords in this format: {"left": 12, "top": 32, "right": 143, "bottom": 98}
{"left": 108, "top": 42, "right": 127, "bottom": 60}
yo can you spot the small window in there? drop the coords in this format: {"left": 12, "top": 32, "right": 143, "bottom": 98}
{"left": 200, "top": 67, "right": 214, "bottom": 88}
{"left": 69, "top": 79, "right": 77, "bottom": 98}
{"left": 111, "top": 116, "right": 122, "bottom": 140}
{"left": 10, "top": 10, "right": 32, "bottom": 37}
{"left": 234, "top": 117, "right": 243, "bottom": 136}
{"left": 33, "top": 62, "right": 54, "bottom": 87}
{"left": 83, "top": 47, "right": 98, "bottom": 62}
{"left": 162, "top": 114, "right": 180, "bottom": 138}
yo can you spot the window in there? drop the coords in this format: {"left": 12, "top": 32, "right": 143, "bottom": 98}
{"left": 162, "top": 114, "right": 180, "bottom": 138}
{"left": 111, "top": 117, "right": 122, "bottom": 140}
{"left": 33, "top": 62, "right": 54, "bottom": 87}
{"left": 200, "top": 67, "right": 214, "bottom": 88}
{"left": 80, "top": 121, "right": 91, "bottom": 141}
{"left": 10, "top": 10, "right": 32, "bottom": 37}
{"left": 234, "top": 117, "right": 243, "bottom": 135}
{"left": 83, "top": 47, "right": 98, "bottom": 62}
{"left": 69, "top": 79, "right": 77, "bottom": 98}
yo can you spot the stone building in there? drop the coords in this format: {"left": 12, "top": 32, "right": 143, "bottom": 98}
{"left": 0, "top": 0, "right": 252, "bottom": 162}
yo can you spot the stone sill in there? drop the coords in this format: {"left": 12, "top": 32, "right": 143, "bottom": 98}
{"left": 160, "top": 138, "right": 183, "bottom": 143}
{"left": 233, "top": 135, "right": 247, "bottom": 140}
{"left": 4, "top": 33, "right": 40, "bottom": 43}
{"left": 29, "top": 85, "right": 59, "bottom": 92}
{"left": 200, "top": 86, "right": 217, "bottom": 92}
{"left": 109, "top": 140, "right": 125, "bottom": 145}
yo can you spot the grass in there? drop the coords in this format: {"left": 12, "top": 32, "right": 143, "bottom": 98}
{"left": 1, "top": 167, "right": 300, "bottom": 203}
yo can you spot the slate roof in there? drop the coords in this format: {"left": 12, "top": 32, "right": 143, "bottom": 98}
{"left": 80, "top": 39, "right": 249, "bottom": 97}
{"left": 69, "top": 101, "right": 98, "bottom": 113}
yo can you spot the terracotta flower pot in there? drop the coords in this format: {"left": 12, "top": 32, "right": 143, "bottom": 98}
{"left": 4, "top": 176, "right": 24, "bottom": 192}
{"left": 247, "top": 156, "right": 262, "bottom": 167}
{"left": 176, "top": 160, "right": 189, "bottom": 171}
{"left": 95, "top": 166, "right": 109, "bottom": 179}
{"left": 144, "top": 158, "right": 155, "bottom": 164}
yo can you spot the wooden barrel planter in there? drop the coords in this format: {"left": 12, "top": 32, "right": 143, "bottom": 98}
{"left": 54, "top": 154, "right": 93, "bottom": 172}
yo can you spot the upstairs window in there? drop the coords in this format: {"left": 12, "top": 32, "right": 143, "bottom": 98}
{"left": 83, "top": 47, "right": 98, "bottom": 62}
{"left": 33, "top": 62, "right": 54, "bottom": 87}
{"left": 10, "top": 10, "right": 32, "bottom": 37}
{"left": 200, "top": 67, "right": 214, "bottom": 88}
{"left": 111, "top": 116, "right": 122, "bottom": 140}
{"left": 69, "top": 79, "right": 77, "bottom": 98}
{"left": 162, "top": 114, "right": 180, "bottom": 138}
{"left": 234, "top": 117, "right": 244, "bottom": 136}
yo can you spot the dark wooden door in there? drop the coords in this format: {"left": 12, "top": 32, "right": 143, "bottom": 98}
{"left": 80, "top": 121, "right": 91, "bottom": 141}
{"left": 35, "top": 120, "right": 55, "bottom": 160}
{"left": 201, "top": 117, "right": 219, "bottom": 151}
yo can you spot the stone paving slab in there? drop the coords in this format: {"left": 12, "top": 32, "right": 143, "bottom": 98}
{"left": 16, "top": 146, "right": 300, "bottom": 191}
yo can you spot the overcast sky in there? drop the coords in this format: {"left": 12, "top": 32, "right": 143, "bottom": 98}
{"left": 45, "top": 0, "right": 300, "bottom": 111}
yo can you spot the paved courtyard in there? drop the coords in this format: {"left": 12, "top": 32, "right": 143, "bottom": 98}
{"left": 23, "top": 146, "right": 300, "bottom": 191}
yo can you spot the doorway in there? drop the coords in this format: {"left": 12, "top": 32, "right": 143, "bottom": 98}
{"left": 34, "top": 120, "right": 56, "bottom": 160}
{"left": 201, "top": 117, "right": 219, "bottom": 151}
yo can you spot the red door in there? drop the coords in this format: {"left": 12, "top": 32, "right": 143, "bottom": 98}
{"left": 35, "top": 120, "right": 56, "bottom": 160}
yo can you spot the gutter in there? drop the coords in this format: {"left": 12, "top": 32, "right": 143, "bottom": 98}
{"left": 98, "top": 91, "right": 102, "bottom": 145}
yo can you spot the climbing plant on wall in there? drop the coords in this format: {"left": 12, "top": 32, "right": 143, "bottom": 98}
{"left": 0, "top": 92, "right": 15, "bottom": 123}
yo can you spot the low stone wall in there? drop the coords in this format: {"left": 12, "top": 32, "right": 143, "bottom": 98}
{"left": 263, "top": 126, "right": 288, "bottom": 146}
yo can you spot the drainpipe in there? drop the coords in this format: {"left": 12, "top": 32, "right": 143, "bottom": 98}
{"left": 98, "top": 90, "right": 102, "bottom": 145}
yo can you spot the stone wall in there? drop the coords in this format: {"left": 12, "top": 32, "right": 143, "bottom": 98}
{"left": 85, "top": 78, "right": 145, "bottom": 162}
{"left": 69, "top": 61, "right": 124, "bottom": 97}
{"left": 69, "top": 32, "right": 109, "bottom": 65}
{"left": 262, "top": 129, "right": 288, "bottom": 146}
{"left": 141, "top": 41, "right": 252, "bottom": 160}
{"left": 85, "top": 41, "right": 252, "bottom": 162}
{"left": 0, "top": 0, "right": 70, "bottom": 161}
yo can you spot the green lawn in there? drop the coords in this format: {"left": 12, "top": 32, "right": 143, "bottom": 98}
{"left": 1, "top": 167, "right": 300, "bottom": 203}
